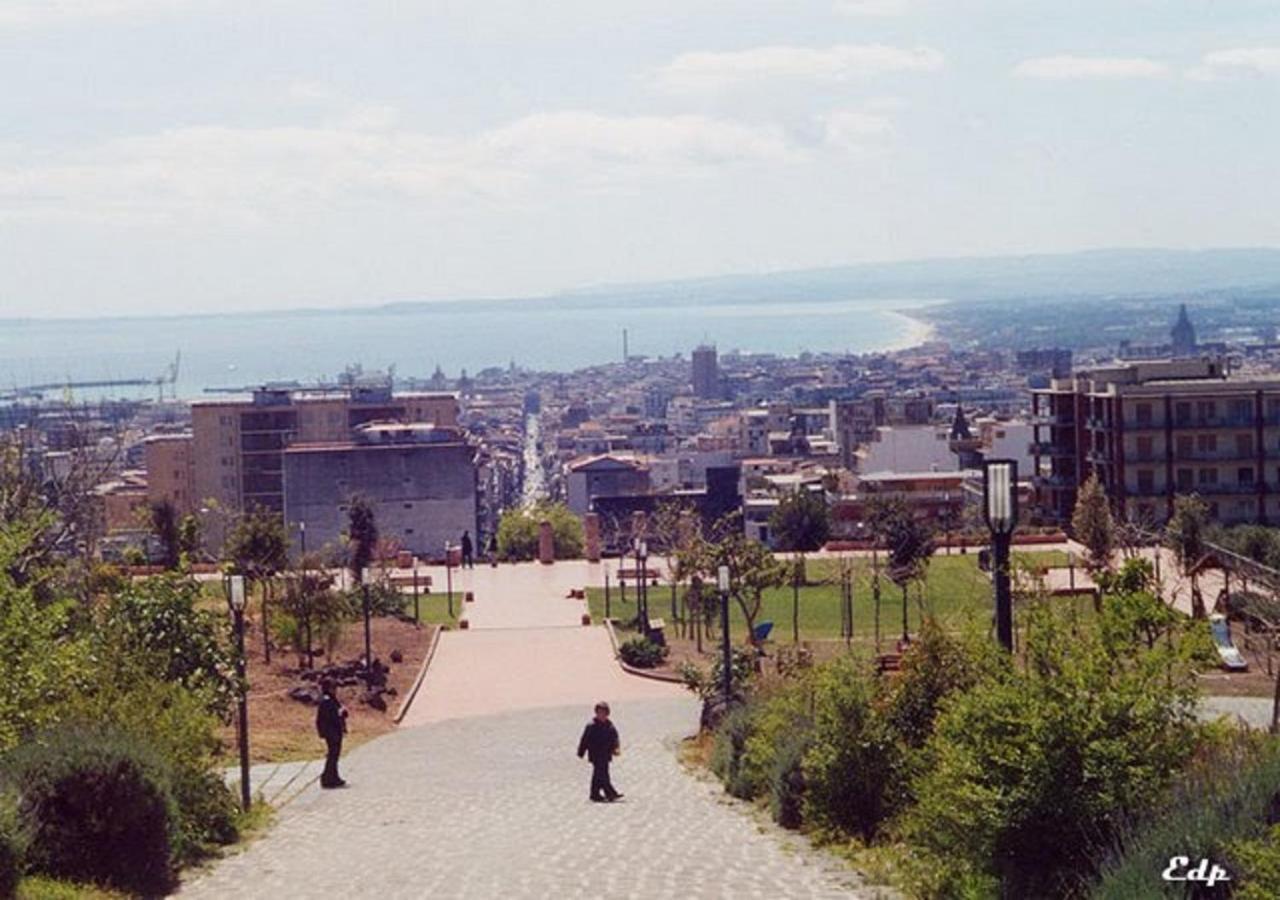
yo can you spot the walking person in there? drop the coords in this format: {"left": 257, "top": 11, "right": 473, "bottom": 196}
{"left": 460, "top": 530, "right": 474, "bottom": 569}
{"left": 316, "top": 678, "right": 348, "bottom": 788}
{"left": 488, "top": 532, "right": 498, "bottom": 567}
{"left": 576, "top": 701, "right": 623, "bottom": 802}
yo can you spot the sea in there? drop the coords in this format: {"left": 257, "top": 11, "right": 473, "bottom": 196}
{"left": 0, "top": 296, "right": 933, "bottom": 402}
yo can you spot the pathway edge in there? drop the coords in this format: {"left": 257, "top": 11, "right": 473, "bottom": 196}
{"left": 395, "top": 624, "right": 444, "bottom": 724}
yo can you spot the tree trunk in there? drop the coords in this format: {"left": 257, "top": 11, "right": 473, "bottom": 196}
{"left": 262, "top": 578, "right": 272, "bottom": 665}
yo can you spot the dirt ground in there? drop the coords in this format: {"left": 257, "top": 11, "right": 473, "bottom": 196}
{"left": 218, "top": 616, "right": 435, "bottom": 763}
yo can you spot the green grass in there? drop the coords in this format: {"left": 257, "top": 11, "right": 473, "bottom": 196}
{"left": 589, "top": 552, "right": 1092, "bottom": 645}
{"left": 407, "top": 590, "right": 461, "bottom": 627}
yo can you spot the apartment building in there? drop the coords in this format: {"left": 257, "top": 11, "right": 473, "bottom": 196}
{"left": 1031, "top": 357, "right": 1280, "bottom": 526}
{"left": 189, "top": 385, "right": 459, "bottom": 520}
{"left": 283, "top": 422, "right": 476, "bottom": 560}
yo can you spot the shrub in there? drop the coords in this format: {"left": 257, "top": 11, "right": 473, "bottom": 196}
{"left": 5, "top": 723, "right": 178, "bottom": 895}
{"left": 497, "top": 503, "right": 584, "bottom": 561}
{"left": 801, "top": 655, "right": 901, "bottom": 841}
{"left": 769, "top": 730, "right": 810, "bottom": 830}
{"left": 1092, "top": 732, "right": 1280, "bottom": 899}
{"left": 618, "top": 637, "right": 668, "bottom": 669}
{"left": 740, "top": 682, "right": 812, "bottom": 808}
{"left": 710, "top": 704, "right": 756, "bottom": 800}
{"left": 0, "top": 788, "right": 25, "bottom": 899}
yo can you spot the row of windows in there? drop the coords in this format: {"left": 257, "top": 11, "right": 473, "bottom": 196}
{"left": 1129, "top": 397, "right": 1280, "bottom": 425}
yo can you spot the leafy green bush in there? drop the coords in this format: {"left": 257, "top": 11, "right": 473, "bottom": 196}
{"left": 769, "top": 730, "right": 810, "bottom": 830}
{"left": 0, "top": 787, "right": 26, "bottom": 899}
{"left": 908, "top": 595, "right": 1204, "bottom": 897}
{"left": 1092, "top": 732, "right": 1280, "bottom": 899}
{"left": 618, "top": 637, "right": 668, "bottom": 669}
{"left": 740, "top": 682, "right": 811, "bottom": 807}
{"left": 5, "top": 723, "right": 178, "bottom": 895}
{"left": 710, "top": 705, "right": 757, "bottom": 800}
{"left": 801, "top": 655, "right": 901, "bottom": 840}
{"left": 496, "top": 503, "right": 584, "bottom": 560}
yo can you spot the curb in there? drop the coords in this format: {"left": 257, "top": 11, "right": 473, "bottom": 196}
{"left": 603, "top": 618, "right": 685, "bottom": 684}
{"left": 394, "top": 624, "right": 444, "bottom": 724}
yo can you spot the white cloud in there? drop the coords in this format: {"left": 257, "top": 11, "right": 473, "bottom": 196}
{"left": 0, "top": 0, "right": 202, "bottom": 28}
{"left": 834, "top": 0, "right": 909, "bottom": 16}
{"left": 0, "top": 112, "right": 803, "bottom": 224}
{"left": 1013, "top": 55, "right": 1170, "bottom": 80}
{"left": 821, "top": 109, "right": 895, "bottom": 150}
{"left": 656, "top": 44, "right": 944, "bottom": 92}
{"left": 1188, "top": 47, "right": 1280, "bottom": 81}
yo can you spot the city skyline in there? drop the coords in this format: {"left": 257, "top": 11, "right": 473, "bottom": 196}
{"left": 4, "top": 0, "right": 1280, "bottom": 318}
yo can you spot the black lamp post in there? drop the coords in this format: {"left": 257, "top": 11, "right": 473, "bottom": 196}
{"left": 718, "top": 564, "right": 732, "bottom": 705}
{"left": 636, "top": 538, "right": 649, "bottom": 634}
{"left": 412, "top": 563, "right": 421, "bottom": 626}
{"left": 361, "top": 567, "right": 373, "bottom": 669}
{"left": 982, "top": 459, "right": 1019, "bottom": 652}
{"left": 604, "top": 566, "right": 611, "bottom": 620}
{"left": 298, "top": 521, "right": 312, "bottom": 669}
{"left": 444, "top": 542, "right": 455, "bottom": 618}
{"left": 226, "top": 574, "right": 251, "bottom": 812}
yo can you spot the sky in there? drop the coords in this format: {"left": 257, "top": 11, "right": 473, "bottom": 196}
{"left": 2, "top": 0, "right": 1279, "bottom": 318}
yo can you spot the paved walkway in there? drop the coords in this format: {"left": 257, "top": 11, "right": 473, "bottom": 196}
{"left": 183, "top": 563, "right": 875, "bottom": 899}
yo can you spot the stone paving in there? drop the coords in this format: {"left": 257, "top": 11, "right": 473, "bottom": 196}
{"left": 183, "top": 562, "right": 877, "bottom": 899}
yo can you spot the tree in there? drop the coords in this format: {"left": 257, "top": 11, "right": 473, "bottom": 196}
{"left": 1166, "top": 493, "right": 1211, "bottom": 619}
{"left": 769, "top": 489, "right": 831, "bottom": 553}
{"left": 345, "top": 495, "right": 379, "bottom": 585}
{"left": 278, "top": 563, "right": 349, "bottom": 668}
{"left": 708, "top": 528, "right": 786, "bottom": 644}
{"left": 222, "top": 506, "right": 289, "bottom": 663}
{"left": 495, "top": 503, "right": 584, "bottom": 561}
{"left": 652, "top": 501, "right": 700, "bottom": 634}
{"left": 150, "top": 500, "right": 180, "bottom": 570}
{"left": 866, "top": 497, "right": 936, "bottom": 641}
{"left": 1072, "top": 473, "right": 1116, "bottom": 575}
{"left": 176, "top": 514, "right": 202, "bottom": 562}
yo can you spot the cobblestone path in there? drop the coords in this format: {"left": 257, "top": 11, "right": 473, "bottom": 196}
{"left": 181, "top": 565, "right": 875, "bottom": 899}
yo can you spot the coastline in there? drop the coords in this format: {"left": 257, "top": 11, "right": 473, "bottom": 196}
{"left": 883, "top": 305, "right": 941, "bottom": 352}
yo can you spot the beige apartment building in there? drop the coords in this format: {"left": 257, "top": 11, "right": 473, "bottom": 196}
{"left": 1031, "top": 357, "right": 1280, "bottom": 526}
{"left": 174, "top": 386, "right": 458, "bottom": 535}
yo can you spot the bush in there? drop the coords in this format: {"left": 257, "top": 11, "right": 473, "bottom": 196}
{"left": 5, "top": 723, "right": 178, "bottom": 895}
{"left": 497, "top": 503, "right": 584, "bottom": 561}
{"left": 709, "top": 704, "right": 756, "bottom": 800}
{"left": 1092, "top": 732, "right": 1280, "bottom": 899}
{"left": 618, "top": 637, "right": 668, "bottom": 669}
{"left": 769, "top": 730, "right": 810, "bottom": 830}
{"left": 0, "top": 788, "right": 25, "bottom": 899}
{"left": 801, "top": 655, "right": 901, "bottom": 841}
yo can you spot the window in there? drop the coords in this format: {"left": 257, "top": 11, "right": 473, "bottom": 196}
{"left": 1198, "top": 468, "right": 1219, "bottom": 485}
{"left": 1177, "top": 435, "right": 1194, "bottom": 459}
{"left": 1136, "top": 435, "right": 1154, "bottom": 459}
{"left": 1135, "top": 402, "right": 1152, "bottom": 425}
{"left": 1230, "top": 399, "right": 1253, "bottom": 423}
{"left": 1238, "top": 467, "right": 1255, "bottom": 485}
{"left": 1236, "top": 433, "right": 1254, "bottom": 458}
{"left": 1175, "top": 402, "right": 1192, "bottom": 425}
{"left": 1196, "top": 433, "right": 1217, "bottom": 453}
{"left": 1197, "top": 400, "right": 1217, "bottom": 422}
{"left": 1137, "top": 469, "right": 1155, "bottom": 494}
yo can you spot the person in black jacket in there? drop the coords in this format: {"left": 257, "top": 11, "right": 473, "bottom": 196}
{"left": 576, "top": 701, "right": 622, "bottom": 802}
{"left": 460, "top": 531, "right": 474, "bottom": 569}
{"left": 316, "top": 678, "right": 348, "bottom": 789}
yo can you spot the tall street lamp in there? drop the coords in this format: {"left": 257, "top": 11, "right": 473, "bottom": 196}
{"left": 226, "top": 574, "right": 251, "bottom": 812}
{"left": 444, "top": 542, "right": 455, "bottom": 618}
{"left": 361, "top": 568, "right": 373, "bottom": 670}
{"left": 983, "top": 459, "right": 1018, "bottom": 652}
{"left": 718, "top": 564, "right": 732, "bottom": 706}
{"left": 634, "top": 538, "right": 649, "bottom": 634}
{"left": 298, "top": 521, "right": 312, "bottom": 670}
{"left": 412, "top": 563, "right": 421, "bottom": 626}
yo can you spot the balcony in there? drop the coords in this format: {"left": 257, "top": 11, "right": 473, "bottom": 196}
{"left": 1036, "top": 474, "right": 1078, "bottom": 489}
{"left": 1031, "top": 413, "right": 1075, "bottom": 427}
{"left": 1171, "top": 450, "right": 1258, "bottom": 463}
{"left": 1171, "top": 416, "right": 1256, "bottom": 430}
{"left": 1029, "top": 441, "right": 1074, "bottom": 457}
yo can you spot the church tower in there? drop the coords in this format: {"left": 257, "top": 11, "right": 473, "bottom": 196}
{"left": 1171, "top": 304, "right": 1197, "bottom": 358}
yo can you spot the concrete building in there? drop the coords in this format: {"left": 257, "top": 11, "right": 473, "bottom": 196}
{"left": 565, "top": 454, "right": 651, "bottom": 517}
{"left": 144, "top": 433, "right": 196, "bottom": 516}
{"left": 283, "top": 423, "right": 476, "bottom": 560}
{"left": 692, "top": 345, "right": 720, "bottom": 400}
{"left": 191, "top": 385, "right": 459, "bottom": 518}
{"left": 1031, "top": 356, "right": 1280, "bottom": 526}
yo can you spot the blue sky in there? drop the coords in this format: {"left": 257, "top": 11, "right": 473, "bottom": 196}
{"left": 2, "top": 0, "right": 1279, "bottom": 317}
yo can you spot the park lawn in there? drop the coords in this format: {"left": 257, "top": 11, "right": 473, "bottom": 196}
{"left": 589, "top": 553, "right": 1091, "bottom": 645}
{"left": 407, "top": 589, "right": 461, "bottom": 627}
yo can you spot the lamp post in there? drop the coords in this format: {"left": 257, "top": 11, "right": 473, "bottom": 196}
{"left": 361, "top": 567, "right": 373, "bottom": 670}
{"left": 444, "top": 542, "right": 455, "bottom": 618}
{"left": 226, "top": 574, "right": 251, "bottom": 812}
{"left": 983, "top": 459, "right": 1019, "bottom": 652}
{"left": 412, "top": 563, "right": 420, "bottom": 626}
{"left": 298, "top": 521, "right": 312, "bottom": 669}
{"left": 604, "top": 566, "right": 611, "bottom": 621}
{"left": 718, "top": 565, "right": 732, "bottom": 705}
{"left": 634, "top": 538, "right": 649, "bottom": 634}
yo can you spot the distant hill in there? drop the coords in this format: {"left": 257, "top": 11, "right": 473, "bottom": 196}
{"left": 550, "top": 247, "right": 1280, "bottom": 307}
